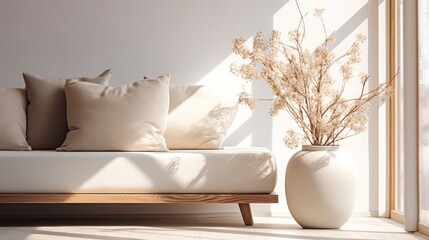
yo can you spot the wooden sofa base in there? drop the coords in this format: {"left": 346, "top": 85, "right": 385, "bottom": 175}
{"left": 0, "top": 193, "right": 278, "bottom": 226}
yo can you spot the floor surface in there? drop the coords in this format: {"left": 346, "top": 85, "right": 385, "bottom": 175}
{"left": 0, "top": 216, "right": 428, "bottom": 240}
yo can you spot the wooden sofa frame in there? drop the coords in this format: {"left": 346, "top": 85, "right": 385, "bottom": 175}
{"left": 0, "top": 193, "right": 278, "bottom": 226}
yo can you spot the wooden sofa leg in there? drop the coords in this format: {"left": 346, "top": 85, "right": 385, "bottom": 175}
{"left": 238, "top": 203, "right": 254, "bottom": 226}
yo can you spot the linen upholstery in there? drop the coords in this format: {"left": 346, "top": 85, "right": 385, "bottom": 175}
{"left": 0, "top": 88, "right": 31, "bottom": 151}
{"left": 23, "top": 69, "right": 111, "bottom": 149}
{"left": 0, "top": 147, "right": 276, "bottom": 193}
{"left": 165, "top": 85, "right": 239, "bottom": 149}
{"left": 57, "top": 75, "right": 170, "bottom": 151}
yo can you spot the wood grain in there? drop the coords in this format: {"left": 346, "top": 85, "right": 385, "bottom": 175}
{"left": 0, "top": 193, "right": 278, "bottom": 226}
{"left": 238, "top": 203, "right": 254, "bottom": 226}
{"left": 391, "top": 210, "right": 404, "bottom": 223}
{"left": 418, "top": 222, "right": 429, "bottom": 236}
{"left": 0, "top": 193, "right": 278, "bottom": 204}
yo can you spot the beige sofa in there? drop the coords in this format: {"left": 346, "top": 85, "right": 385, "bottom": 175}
{"left": 0, "top": 71, "right": 278, "bottom": 225}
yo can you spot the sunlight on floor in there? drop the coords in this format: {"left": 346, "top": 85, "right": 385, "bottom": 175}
{"left": 0, "top": 216, "right": 428, "bottom": 240}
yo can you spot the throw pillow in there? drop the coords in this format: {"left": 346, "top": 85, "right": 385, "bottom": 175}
{"left": 57, "top": 75, "right": 170, "bottom": 151}
{"left": 165, "top": 85, "right": 239, "bottom": 149}
{"left": 0, "top": 88, "right": 31, "bottom": 151}
{"left": 23, "top": 69, "right": 111, "bottom": 149}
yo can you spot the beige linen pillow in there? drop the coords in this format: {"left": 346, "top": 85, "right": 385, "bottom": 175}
{"left": 24, "top": 69, "right": 111, "bottom": 149}
{"left": 0, "top": 88, "right": 31, "bottom": 151}
{"left": 57, "top": 75, "right": 170, "bottom": 151}
{"left": 165, "top": 85, "right": 239, "bottom": 149}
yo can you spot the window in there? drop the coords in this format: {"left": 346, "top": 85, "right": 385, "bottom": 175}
{"left": 418, "top": 0, "right": 429, "bottom": 234}
{"left": 390, "top": 0, "right": 429, "bottom": 235}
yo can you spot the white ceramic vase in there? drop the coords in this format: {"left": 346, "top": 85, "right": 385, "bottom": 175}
{"left": 285, "top": 145, "right": 356, "bottom": 229}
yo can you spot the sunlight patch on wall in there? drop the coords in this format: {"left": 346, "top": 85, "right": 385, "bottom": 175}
{"left": 270, "top": 0, "right": 374, "bottom": 215}
{"left": 195, "top": 42, "right": 256, "bottom": 147}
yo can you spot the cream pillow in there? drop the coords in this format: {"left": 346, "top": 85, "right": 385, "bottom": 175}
{"left": 0, "top": 88, "right": 31, "bottom": 151}
{"left": 23, "top": 69, "right": 111, "bottom": 149}
{"left": 57, "top": 75, "right": 170, "bottom": 151}
{"left": 165, "top": 85, "right": 239, "bottom": 149}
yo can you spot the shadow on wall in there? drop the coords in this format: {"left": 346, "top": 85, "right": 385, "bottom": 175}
{"left": 0, "top": 0, "right": 285, "bottom": 148}
{"left": 0, "top": 0, "right": 289, "bottom": 216}
{"left": 326, "top": 1, "right": 373, "bottom": 50}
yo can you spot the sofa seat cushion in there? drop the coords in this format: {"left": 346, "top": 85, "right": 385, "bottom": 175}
{"left": 0, "top": 147, "right": 277, "bottom": 194}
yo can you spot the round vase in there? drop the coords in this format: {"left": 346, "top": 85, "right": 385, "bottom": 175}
{"left": 285, "top": 145, "right": 356, "bottom": 229}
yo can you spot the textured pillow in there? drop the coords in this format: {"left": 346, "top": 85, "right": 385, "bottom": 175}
{"left": 24, "top": 69, "right": 111, "bottom": 149}
{"left": 0, "top": 88, "right": 31, "bottom": 151}
{"left": 57, "top": 75, "right": 170, "bottom": 151}
{"left": 165, "top": 85, "right": 239, "bottom": 149}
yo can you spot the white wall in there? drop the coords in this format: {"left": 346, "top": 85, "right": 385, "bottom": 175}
{"left": 0, "top": 0, "right": 386, "bottom": 217}
{"left": 268, "top": 0, "right": 389, "bottom": 217}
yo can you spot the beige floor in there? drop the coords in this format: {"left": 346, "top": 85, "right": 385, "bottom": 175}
{"left": 0, "top": 216, "right": 428, "bottom": 240}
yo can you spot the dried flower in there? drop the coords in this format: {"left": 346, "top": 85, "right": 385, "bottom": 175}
{"left": 340, "top": 63, "right": 353, "bottom": 80}
{"left": 314, "top": 8, "right": 325, "bottom": 18}
{"left": 284, "top": 130, "right": 301, "bottom": 149}
{"left": 238, "top": 92, "right": 258, "bottom": 109}
{"left": 231, "top": 4, "right": 393, "bottom": 149}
